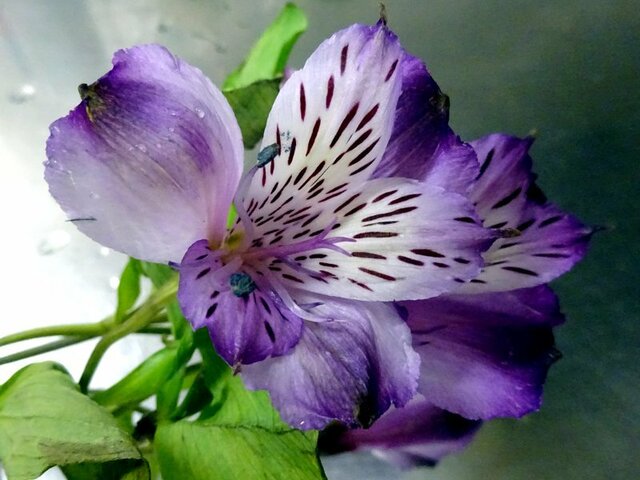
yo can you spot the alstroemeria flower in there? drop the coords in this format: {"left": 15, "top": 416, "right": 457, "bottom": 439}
{"left": 323, "top": 107, "right": 591, "bottom": 463}
{"left": 45, "top": 24, "right": 494, "bottom": 428}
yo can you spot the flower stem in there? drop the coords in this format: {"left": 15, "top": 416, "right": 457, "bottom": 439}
{"left": 0, "top": 320, "right": 112, "bottom": 348}
{"left": 0, "top": 336, "right": 93, "bottom": 366}
{"left": 78, "top": 278, "right": 178, "bottom": 393}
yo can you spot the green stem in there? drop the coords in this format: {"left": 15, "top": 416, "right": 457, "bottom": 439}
{"left": 0, "top": 307, "right": 171, "bottom": 350}
{"left": 79, "top": 279, "right": 178, "bottom": 393}
{"left": 138, "top": 325, "right": 173, "bottom": 335}
{"left": 0, "top": 319, "right": 112, "bottom": 348}
{"left": 0, "top": 336, "right": 93, "bottom": 366}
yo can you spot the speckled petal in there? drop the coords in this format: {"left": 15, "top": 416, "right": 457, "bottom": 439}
{"left": 177, "top": 240, "right": 303, "bottom": 365}
{"left": 458, "top": 134, "right": 591, "bottom": 292}
{"left": 235, "top": 23, "right": 404, "bottom": 244}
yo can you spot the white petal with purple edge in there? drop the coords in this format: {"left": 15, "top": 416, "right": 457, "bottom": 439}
{"left": 234, "top": 24, "right": 403, "bottom": 243}
{"left": 457, "top": 134, "right": 591, "bottom": 293}
{"left": 45, "top": 45, "right": 244, "bottom": 263}
{"left": 267, "top": 178, "right": 493, "bottom": 302}
{"left": 242, "top": 292, "right": 419, "bottom": 430}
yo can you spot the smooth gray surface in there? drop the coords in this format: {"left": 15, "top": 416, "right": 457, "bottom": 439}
{"left": 1, "top": 1, "right": 638, "bottom": 479}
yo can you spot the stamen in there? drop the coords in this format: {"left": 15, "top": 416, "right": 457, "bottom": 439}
{"left": 232, "top": 165, "right": 261, "bottom": 240}
{"left": 256, "top": 269, "right": 330, "bottom": 322}
{"left": 257, "top": 143, "right": 280, "bottom": 167}
{"left": 191, "top": 256, "right": 242, "bottom": 287}
{"left": 231, "top": 145, "right": 281, "bottom": 241}
{"left": 243, "top": 219, "right": 354, "bottom": 261}
{"left": 498, "top": 227, "right": 522, "bottom": 238}
{"left": 278, "top": 256, "right": 326, "bottom": 279}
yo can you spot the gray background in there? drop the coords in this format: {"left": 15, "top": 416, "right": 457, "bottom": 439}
{"left": 0, "top": 1, "right": 638, "bottom": 479}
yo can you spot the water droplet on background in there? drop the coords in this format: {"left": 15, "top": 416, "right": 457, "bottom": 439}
{"left": 8, "top": 84, "right": 36, "bottom": 104}
{"left": 38, "top": 230, "right": 70, "bottom": 255}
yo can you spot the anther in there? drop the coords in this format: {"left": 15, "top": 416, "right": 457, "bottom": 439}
{"left": 229, "top": 272, "right": 256, "bottom": 297}
{"left": 257, "top": 143, "right": 280, "bottom": 167}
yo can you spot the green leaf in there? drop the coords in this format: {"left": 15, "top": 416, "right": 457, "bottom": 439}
{"left": 171, "top": 372, "right": 212, "bottom": 421}
{"left": 0, "top": 362, "right": 146, "bottom": 480}
{"left": 139, "top": 261, "right": 176, "bottom": 288}
{"left": 115, "top": 259, "right": 142, "bottom": 323}
{"left": 154, "top": 330, "right": 326, "bottom": 480}
{"left": 223, "top": 2, "right": 307, "bottom": 90}
{"left": 156, "top": 421, "right": 324, "bottom": 480}
{"left": 223, "top": 78, "right": 281, "bottom": 148}
{"left": 156, "top": 364, "right": 186, "bottom": 421}
{"left": 63, "top": 459, "right": 149, "bottom": 480}
{"left": 92, "top": 346, "right": 183, "bottom": 409}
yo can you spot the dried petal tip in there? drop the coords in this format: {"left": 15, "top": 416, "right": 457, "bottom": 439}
{"left": 77, "top": 83, "right": 91, "bottom": 100}
{"left": 379, "top": 3, "right": 388, "bottom": 26}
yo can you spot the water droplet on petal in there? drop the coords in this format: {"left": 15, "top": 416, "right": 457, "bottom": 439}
{"left": 195, "top": 108, "right": 206, "bottom": 119}
{"left": 99, "top": 247, "right": 111, "bottom": 256}
{"left": 135, "top": 144, "right": 147, "bottom": 153}
{"left": 38, "top": 230, "right": 71, "bottom": 255}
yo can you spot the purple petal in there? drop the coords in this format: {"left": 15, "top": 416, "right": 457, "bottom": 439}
{"left": 320, "top": 396, "right": 481, "bottom": 468}
{"left": 177, "top": 240, "right": 303, "bottom": 365}
{"left": 459, "top": 134, "right": 591, "bottom": 292}
{"left": 235, "top": 23, "right": 404, "bottom": 244}
{"left": 261, "top": 178, "right": 494, "bottom": 302}
{"left": 242, "top": 293, "right": 420, "bottom": 429}
{"left": 401, "top": 286, "right": 563, "bottom": 419}
{"left": 45, "top": 45, "right": 244, "bottom": 263}
{"left": 374, "top": 53, "right": 479, "bottom": 195}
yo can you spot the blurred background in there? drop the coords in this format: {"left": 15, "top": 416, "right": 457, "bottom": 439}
{"left": 0, "top": 0, "right": 638, "bottom": 479}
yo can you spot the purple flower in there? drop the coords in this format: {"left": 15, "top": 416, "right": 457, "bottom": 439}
{"left": 321, "top": 57, "right": 591, "bottom": 463}
{"left": 44, "top": 24, "right": 495, "bottom": 429}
